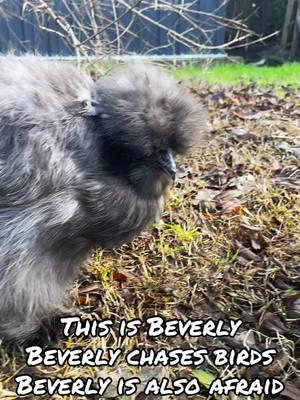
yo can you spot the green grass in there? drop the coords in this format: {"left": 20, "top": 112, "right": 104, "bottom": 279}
{"left": 175, "top": 63, "right": 300, "bottom": 87}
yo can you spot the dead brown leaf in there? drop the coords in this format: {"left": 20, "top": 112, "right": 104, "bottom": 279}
{"left": 260, "top": 312, "right": 289, "bottom": 334}
{"left": 281, "top": 380, "right": 300, "bottom": 400}
{"left": 232, "top": 239, "right": 262, "bottom": 262}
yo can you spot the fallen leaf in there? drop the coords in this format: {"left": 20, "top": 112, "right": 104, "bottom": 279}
{"left": 216, "top": 189, "right": 243, "bottom": 213}
{"left": 192, "top": 188, "right": 220, "bottom": 209}
{"left": 286, "top": 297, "right": 300, "bottom": 319}
{"left": 76, "top": 294, "right": 97, "bottom": 307}
{"left": 113, "top": 271, "right": 128, "bottom": 283}
{"left": 260, "top": 312, "right": 289, "bottom": 334}
{"left": 250, "top": 233, "right": 266, "bottom": 251}
{"left": 233, "top": 111, "right": 269, "bottom": 120}
{"left": 222, "top": 200, "right": 243, "bottom": 214}
{"left": 79, "top": 283, "right": 102, "bottom": 296}
{"left": 274, "top": 176, "right": 300, "bottom": 191}
{"left": 281, "top": 381, "right": 300, "bottom": 400}
{"left": 232, "top": 174, "right": 258, "bottom": 193}
{"left": 194, "top": 188, "right": 220, "bottom": 202}
{"left": 272, "top": 158, "right": 282, "bottom": 171}
{"left": 232, "top": 239, "right": 262, "bottom": 262}
{"left": 234, "top": 330, "right": 257, "bottom": 348}
{"left": 264, "top": 350, "right": 289, "bottom": 375}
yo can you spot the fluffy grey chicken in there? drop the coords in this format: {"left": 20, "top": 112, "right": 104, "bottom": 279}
{"left": 0, "top": 58, "right": 208, "bottom": 341}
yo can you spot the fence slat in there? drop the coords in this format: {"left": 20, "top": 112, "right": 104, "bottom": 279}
{"left": 0, "top": 0, "right": 226, "bottom": 56}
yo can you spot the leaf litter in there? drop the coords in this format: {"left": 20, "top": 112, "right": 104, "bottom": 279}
{"left": 0, "top": 83, "right": 300, "bottom": 400}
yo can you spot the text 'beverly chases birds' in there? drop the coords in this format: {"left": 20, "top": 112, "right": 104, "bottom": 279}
{"left": 15, "top": 317, "right": 285, "bottom": 397}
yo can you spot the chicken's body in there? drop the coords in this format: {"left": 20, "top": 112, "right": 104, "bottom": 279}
{"left": 0, "top": 58, "right": 208, "bottom": 341}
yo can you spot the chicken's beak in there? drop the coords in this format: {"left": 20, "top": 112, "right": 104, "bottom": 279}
{"left": 156, "top": 149, "right": 176, "bottom": 181}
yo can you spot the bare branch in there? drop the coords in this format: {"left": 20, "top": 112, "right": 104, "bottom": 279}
{"left": 0, "top": 0, "right": 278, "bottom": 62}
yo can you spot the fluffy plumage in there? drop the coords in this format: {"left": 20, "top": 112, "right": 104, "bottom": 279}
{"left": 0, "top": 58, "right": 208, "bottom": 341}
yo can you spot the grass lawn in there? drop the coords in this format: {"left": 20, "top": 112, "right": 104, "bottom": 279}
{"left": 0, "top": 63, "right": 299, "bottom": 399}
{"left": 175, "top": 62, "right": 300, "bottom": 87}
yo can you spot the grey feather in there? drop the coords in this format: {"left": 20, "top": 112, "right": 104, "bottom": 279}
{"left": 0, "top": 57, "right": 209, "bottom": 341}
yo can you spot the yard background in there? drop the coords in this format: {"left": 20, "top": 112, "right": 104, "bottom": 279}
{"left": 0, "top": 1, "right": 299, "bottom": 399}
